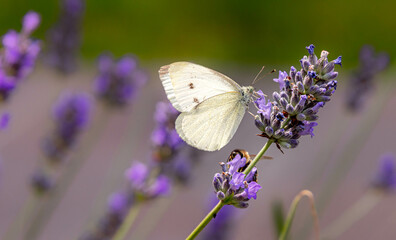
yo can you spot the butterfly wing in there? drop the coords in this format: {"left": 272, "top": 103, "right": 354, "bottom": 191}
{"left": 159, "top": 62, "right": 241, "bottom": 112}
{"left": 175, "top": 92, "right": 247, "bottom": 151}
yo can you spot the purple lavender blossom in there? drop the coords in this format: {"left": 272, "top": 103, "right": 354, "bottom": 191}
{"left": 213, "top": 152, "right": 261, "bottom": 208}
{"left": 125, "top": 162, "right": 171, "bottom": 199}
{"left": 372, "top": 153, "right": 396, "bottom": 191}
{"left": 273, "top": 71, "right": 288, "bottom": 89}
{"left": 0, "top": 11, "right": 41, "bottom": 100}
{"left": 255, "top": 44, "right": 340, "bottom": 150}
{"left": 43, "top": 92, "right": 92, "bottom": 162}
{"left": 0, "top": 113, "right": 10, "bottom": 130}
{"left": 151, "top": 101, "right": 184, "bottom": 160}
{"left": 346, "top": 45, "right": 390, "bottom": 111}
{"left": 94, "top": 53, "right": 147, "bottom": 106}
{"left": 45, "top": 0, "right": 84, "bottom": 73}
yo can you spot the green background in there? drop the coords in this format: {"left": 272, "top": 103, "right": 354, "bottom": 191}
{"left": 0, "top": 0, "right": 393, "bottom": 67}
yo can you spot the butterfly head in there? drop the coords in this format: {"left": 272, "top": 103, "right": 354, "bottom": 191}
{"left": 240, "top": 86, "right": 255, "bottom": 106}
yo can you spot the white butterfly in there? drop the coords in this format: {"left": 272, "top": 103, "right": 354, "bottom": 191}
{"left": 159, "top": 62, "right": 255, "bottom": 151}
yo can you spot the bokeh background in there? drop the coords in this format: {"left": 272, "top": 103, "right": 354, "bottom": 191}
{"left": 0, "top": 0, "right": 395, "bottom": 240}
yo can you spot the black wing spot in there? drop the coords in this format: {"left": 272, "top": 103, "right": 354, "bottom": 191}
{"left": 193, "top": 98, "right": 199, "bottom": 103}
{"left": 189, "top": 83, "right": 194, "bottom": 89}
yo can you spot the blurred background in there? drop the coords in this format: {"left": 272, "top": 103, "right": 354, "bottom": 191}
{"left": 0, "top": 0, "right": 395, "bottom": 240}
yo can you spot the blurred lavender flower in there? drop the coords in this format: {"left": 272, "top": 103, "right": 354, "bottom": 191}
{"left": 255, "top": 44, "right": 340, "bottom": 150}
{"left": 43, "top": 91, "right": 92, "bottom": 162}
{"left": 213, "top": 152, "right": 261, "bottom": 208}
{"left": 372, "top": 153, "right": 396, "bottom": 191}
{"left": 0, "top": 112, "right": 10, "bottom": 130}
{"left": 80, "top": 162, "right": 170, "bottom": 240}
{"left": 151, "top": 101, "right": 184, "bottom": 160}
{"left": 45, "top": 0, "right": 84, "bottom": 73}
{"left": 94, "top": 53, "right": 147, "bottom": 106}
{"left": 0, "top": 11, "right": 41, "bottom": 100}
{"left": 346, "top": 45, "right": 390, "bottom": 111}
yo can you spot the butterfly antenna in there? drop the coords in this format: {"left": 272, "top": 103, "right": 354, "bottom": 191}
{"left": 252, "top": 66, "right": 266, "bottom": 85}
{"left": 254, "top": 69, "right": 277, "bottom": 84}
{"left": 248, "top": 111, "right": 255, "bottom": 118}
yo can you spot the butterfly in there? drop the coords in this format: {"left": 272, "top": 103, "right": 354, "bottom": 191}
{"left": 159, "top": 62, "right": 256, "bottom": 151}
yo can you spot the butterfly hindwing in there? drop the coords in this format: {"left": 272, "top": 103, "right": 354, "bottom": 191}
{"left": 175, "top": 92, "right": 247, "bottom": 151}
{"left": 159, "top": 62, "right": 241, "bottom": 112}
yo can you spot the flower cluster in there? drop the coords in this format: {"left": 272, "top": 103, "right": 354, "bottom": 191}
{"left": 43, "top": 92, "right": 92, "bottom": 162}
{"left": 80, "top": 162, "right": 170, "bottom": 240}
{"left": 94, "top": 53, "right": 147, "bottom": 106}
{"left": 372, "top": 153, "right": 396, "bottom": 191}
{"left": 213, "top": 151, "right": 261, "bottom": 208}
{"left": 45, "top": 0, "right": 84, "bottom": 73}
{"left": 346, "top": 45, "right": 389, "bottom": 111}
{"left": 0, "top": 11, "right": 41, "bottom": 100}
{"left": 151, "top": 101, "right": 198, "bottom": 184}
{"left": 255, "top": 44, "right": 341, "bottom": 150}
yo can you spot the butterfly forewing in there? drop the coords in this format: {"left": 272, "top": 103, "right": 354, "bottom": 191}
{"left": 159, "top": 62, "right": 241, "bottom": 112}
{"left": 175, "top": 92, "right": 247, "bottom": 151}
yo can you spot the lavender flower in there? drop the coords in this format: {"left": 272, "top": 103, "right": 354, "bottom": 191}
{"left": 80, "top": 162, "right": 170, "bottom": 240}
{"left": 43, "top": 92, "right": 92, "bottom": 162}
{"left": 125, "top": 162, "right": 171, "bottom": 199}
{"left": 255, "top": 44, "right": 340, "bottom": 150}
{"left": 0, "top": 113, "right": 10, "bottom": 130}
{"left": 346, "top": 45, "right": 390, "bottom": 111}
{"left": 372, "top": 153, "right": 396, "bottom": 191}
{"left": 94, "top": 53, "right": 147, "bottom": 106}
{"left": 0, "top": 11, "right": 41, "bottom": 100}
{"left": 213, "top": 152, "right": 261, "bottom": 208}
{"left": 45, "top": 0, "right": 84, "bottom": 73}
{"left": 151, "top": 101, "right": 184, "bottom": 160}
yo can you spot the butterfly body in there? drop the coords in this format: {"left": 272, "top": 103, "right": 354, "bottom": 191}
{"left": 159, "top": 62, "right": 254, "bottom": 151}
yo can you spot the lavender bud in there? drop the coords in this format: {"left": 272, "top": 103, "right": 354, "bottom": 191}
{"left": 322, "top": 61, "right": 335, "bottom": 74}
{"left": 297, "top": 81, "right": 305, "bottom": 92}
{"left": 280, "top": 98, "right": 288, "bottom": 109}
{"left": 265, "top": 126, "right": 274, "bottom": 137}
{"left": 255, "top": 116, "right": 265, "bottom": 131}
{"left": 273, "top": 92, "right": 281, "bottom": 105}
{"left": 279, "top": 91, "right": 289, "bottom": 101}
{"left": 213, "top": 177, "right": 222, "bottom": 192}
{"left": 289, "top": 139, "right": 299, "bottom": 148}
{"left": 222, "top": 178, "right": 230, "bottom": 191}
{"left": 295, "top": 71, "right": 303, "bottom": 82}
{"left": 303, "top": 75, "right": 313, "bottom": 90}
{"left": 286, "top": 104, "right": 294, "bottom": 114}
{"left": 290, "top": 66, "right": 297, "bottom": 80}
{"left": 217, "top": 191, "right": 226, "bottom": 200}
{"left": 322, "top": 72, "right": 338, "bottom": 81}
{"left": 273, "top": 129, "right": 285, "bottom": 139}
{"left": 235, "top": 202, "right": 249, "bottom": 209}
{"left": 305, "top": 115, "right": 319, "bottom": 121}
{"left": 291, "top": 89, "right": 299, "bottom": 106}
{"left": 296, "top": 113, "right": 306, "bottom": 121}
{"left": 278, "top": 141, "right": 291, "bottom": 149}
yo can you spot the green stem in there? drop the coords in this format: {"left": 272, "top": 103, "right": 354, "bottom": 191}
{"left": 243, "top": 139, "right": 274, "bottom": 175}
{"left": 186, "top": 201, "right": 225, "bottom": 240}
{"left": 279, "top": 190, "right": 319, "bottom": 240}
{"left": 112, "top": 204, "right": 142, "bottom": 240}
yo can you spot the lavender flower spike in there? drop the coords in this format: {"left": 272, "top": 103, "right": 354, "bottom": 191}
{"left": 372, "top": 153, "right": 396, "bottom": 191}
{"left": 0, "top": 11, "right": 41, "bottom": 100}
{"left": 213, "top": 151, "right": 262, "bottom": 208}
{"left": 254, "top": 44, "right": 340, "bottom": 150}
{"left": 94, "top": 53, "right": 147, "bottom": 106}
